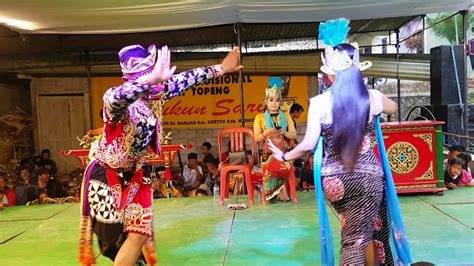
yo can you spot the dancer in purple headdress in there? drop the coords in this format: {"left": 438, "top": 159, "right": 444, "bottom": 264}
{"left": 78, "top": 45, "right": 242, "bottom": 266}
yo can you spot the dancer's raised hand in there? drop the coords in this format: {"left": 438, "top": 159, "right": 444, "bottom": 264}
{"left": 147, "top": 46, "right": 177, "bottom": 85}
{"left": 221, "top": 47, "right": 244, "bottom": 73}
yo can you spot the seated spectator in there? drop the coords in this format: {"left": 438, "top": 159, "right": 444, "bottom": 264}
{"left": 301, "top": 153, "right": 315, "bottom": 190}
{"left": 201, "top": 142, "right": 215, "bottom": 162}
{"left": 37, "top": 149, "right": 57, "bottom": 176}
{"left": 220, "top": 141, "right": 231, "bottom": 163}
{"left": 444, "top": 157, "right": 463, "bottom": 189}
{"left": 245, "top": 151, "right": 261, "bottom": 174}
{"left": 181, "top": 153, "right": 204, "bottom": 196}
{"left": 33, "top": 167, "right": 67, "bottom": 201}
{"left": 34, "top": 158, "right": 56, "bottom": 178}
{"left": 0, "top": 175, "right": 17, "bottom": 208}
{"left": 199, "top": 142, "right": 215, "bottom": 176}
{"left": 444, "top": 144, "right": 466, "bottom": 170}
{"left": 201, "top": 157, "right": 220, "bottom": 196}
{"left": 151, "top": 167, "right": 183, "bottom": 198}
{"left": 456, "top": 152, "right": 474, "bottom": 187}
{"left": 15, "top": 167, "right": 39, "bottom": 205}
{"left": 194, "top": 189, "right": 208, "bottom": 197}
{"left": 20, "top": 157, "right": 33, "bottom": 169}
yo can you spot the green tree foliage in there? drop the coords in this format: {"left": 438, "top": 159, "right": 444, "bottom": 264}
{"left": 426, "top": 13, "right": 473, "bottom": 44}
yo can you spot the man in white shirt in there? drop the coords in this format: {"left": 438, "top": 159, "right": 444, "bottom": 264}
{"left": 182, "top": 152, "right": 204, "bottom": 196}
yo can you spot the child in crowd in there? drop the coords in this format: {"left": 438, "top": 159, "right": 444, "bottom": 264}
{"left": 301, "top": 152, "right": 315, "bottom": 190}
{"left": 444, "top": 157, "right": 464, "bottom": 189}
{"left": 456, "top": 152, "right": 474, "bottom": 187}
{"left": 444, "top": 144, "right": 466, "bottom": 170}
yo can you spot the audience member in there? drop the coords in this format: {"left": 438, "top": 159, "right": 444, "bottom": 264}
{"left": 201, "top": 142, "right": 215, "bottom": 162}
{"left": 202, "top": 157, "right": 220, "bottom": 195}
{"left": 182, "top": 153, "right": 204, "bottom": 196}
{"left": 289, "top": 103, "right": 304, "bottom": 131}
{"left": 0, "top": 176, "right": 17, "bottom": 208}
{"left": 444, "top": 157, "right": 463, "bottom": 189}
{"left": 456, "top": 152, "right": 474, "bottom": 187}
{"left": 37, "top": 149, "right": 57, "bottom": 175}
{"left": 194, "top": 189, "right": 208, "bottom": 197}
{"left": 301, "top": 153, "right": 315, "bottom": 190}
{"left": 245, "top": 151, "right": 261, "bottom": 173}
{"left": 220, "top": 140, "right": 231, "bottom": 164}
{"left": 33, "top": 167, "right": 66, "bottom": 201}
{"left": 15, "top": 167, "right": 39, "bottom": 205}
{"left": 444, "top": 144, "right": 466, "bottom": 170}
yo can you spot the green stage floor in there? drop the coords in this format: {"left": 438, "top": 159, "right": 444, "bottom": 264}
{"left": 0, "top": 188, "right": 473, "bottom": 265}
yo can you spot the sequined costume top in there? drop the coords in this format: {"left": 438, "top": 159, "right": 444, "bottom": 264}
{"left": 95, "top": 66, "right": 222, "bottom": 171}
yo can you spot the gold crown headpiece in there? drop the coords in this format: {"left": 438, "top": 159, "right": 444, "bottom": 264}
{"left": 265, "top": 77, "right": 284, "bottom": 99}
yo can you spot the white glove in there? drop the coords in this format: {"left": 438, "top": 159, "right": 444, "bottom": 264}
{"left": 267, "top": 139, "right": 284, "bottom": 161}
{"left": 147, "top": 46, "right": 177, "bottom": 85}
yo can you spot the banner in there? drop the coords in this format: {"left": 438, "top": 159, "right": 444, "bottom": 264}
{"left": 91, "top": 75, "right": 308, "bottom": 129}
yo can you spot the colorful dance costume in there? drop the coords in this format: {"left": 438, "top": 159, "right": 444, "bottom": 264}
{"left": 255, "top": 77, "right": 295, "bottom": 200}
{"left": 313, "top": 18, "right": 411, "bottom": 265}
{"left": 78, "top": 44, "right": 224, "bottom": 265}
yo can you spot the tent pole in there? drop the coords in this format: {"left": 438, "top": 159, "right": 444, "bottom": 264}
{"left": 237, "top": 23, "right": 245, "bottom": 127}
{"left": 396, "top": 29, "right": 401, "bottom": 122}
{"left": 86, "top": 51, "right": 94, "bottom": 129}
{"left": 462, "top": 10, "right": 469, "bottom": 146}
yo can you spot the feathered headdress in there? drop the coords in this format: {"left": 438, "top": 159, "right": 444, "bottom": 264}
{"left": 265, "top": 77, "right": 284, "bottom": 99}
{"left": 318, "top": 18, "right": 372, "bottom": 74}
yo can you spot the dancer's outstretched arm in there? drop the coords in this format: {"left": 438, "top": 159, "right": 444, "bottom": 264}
{"left": 153, "top": 47, "right": 243, "bottom": 101}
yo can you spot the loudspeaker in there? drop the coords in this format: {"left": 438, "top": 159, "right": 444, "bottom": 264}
{"left": 430, "top": 45, "right": 465, "bottom": 105}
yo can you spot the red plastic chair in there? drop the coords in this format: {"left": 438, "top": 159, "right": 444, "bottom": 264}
{"left": 218, "top": 127, "right": 257, "bottom": 205}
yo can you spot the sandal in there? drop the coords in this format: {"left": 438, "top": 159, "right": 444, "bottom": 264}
{"left": 227, "top": 203, "right": 248, "bottom": 210}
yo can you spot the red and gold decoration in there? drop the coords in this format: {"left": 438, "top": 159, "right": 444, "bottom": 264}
{"left": 373, "top": 121, "right": 446, "bottom": 194}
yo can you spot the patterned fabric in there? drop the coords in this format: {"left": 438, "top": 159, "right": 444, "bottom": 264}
{"left": 264, "top": 110, "right": 288, "bottom": 131}
{"left": 96, "top": 65, "right": 222, "bottom": 171}
{"left": 320, "top": 119, "right": 394, "bottom": 265}
{"left": 79, "top": 66, "right": 222, "bottom": 265}
{"left": 88, "top": 179, "right": 121, "bottom": 223}
{"left": 261, "top": 155, "right": 292, "bottom": 200}
{"left": 255, "top": 113, "right": 294, "bottom": 200}
{"left": 81, "top": 161, "right": 154, "bottom": 262}
{"left": 119, "top": 44, "right": 157, "bottom": 74}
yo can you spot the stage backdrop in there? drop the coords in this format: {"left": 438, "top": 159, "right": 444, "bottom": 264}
{"left": 91, "top": 75, "right": 308, "bottom": 129}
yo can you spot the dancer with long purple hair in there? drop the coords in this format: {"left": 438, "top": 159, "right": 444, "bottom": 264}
{"left": 78, "top": 45, "right": 242, "bottom": 266}
{"left": 269, "top": 19, "right": 398, "bottom": 264}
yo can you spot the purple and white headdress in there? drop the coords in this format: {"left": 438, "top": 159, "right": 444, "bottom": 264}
{"left": 318, "top": 18, "right": 372, "bottom": 75}
{"left": 118, "top": 44, "right": 157, "bottom": 83}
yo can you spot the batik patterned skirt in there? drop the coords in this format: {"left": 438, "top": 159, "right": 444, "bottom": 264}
{"left": 261, "top": 155, "right": 292, "bottom": 200}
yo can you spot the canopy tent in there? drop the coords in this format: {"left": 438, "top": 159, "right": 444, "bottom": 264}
{"left": 0, "top": 0, "right": 471, "bottom": 34}
{"left": 0, "top": 0, "right": 472, "bottom": 130}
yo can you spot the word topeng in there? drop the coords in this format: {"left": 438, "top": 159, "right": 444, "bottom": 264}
{"left": 191, "top": 86, "right": 230, "bottom": 96}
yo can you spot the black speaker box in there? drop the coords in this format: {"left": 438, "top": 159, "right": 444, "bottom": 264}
{"left": 430, "top": 45, "right": 466, "bottom": 105}
{"left": 422, "top": 104, "right": 463, "bottom": 133}
{"left": 422, "top": 104, "right": 466, "bottom": 145}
